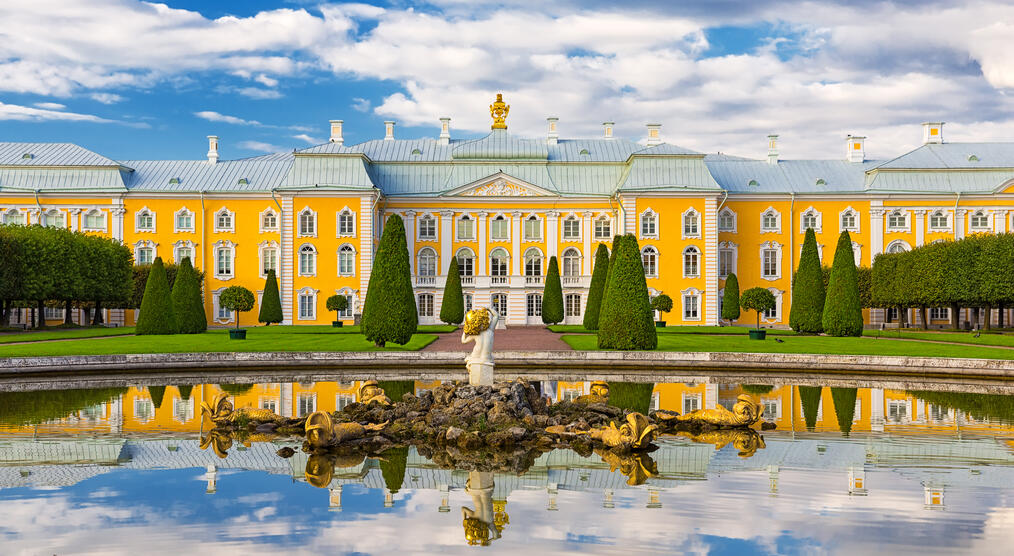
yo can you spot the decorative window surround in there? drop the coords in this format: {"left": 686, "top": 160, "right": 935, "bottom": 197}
{"left": 969, "top": 210, "right": 991, "bottom": 232}
{"left": 259, "top": 207, "right": 279, "bottom": 233}
{"left": 418, "top": 247, "right": 438, "bottom": 277}
{"left": 134, "top": 240, "right": 157, "bottom": 266}
{"left": 82, "top": 208, "right": 106, "bottom": 232}
{"left": 213, "top": 240, "right": 236, "bottom": 280}
{"left": 337, "top": 243, "right": 356, "bottom": 277}
{"left": 524, "top": 247, "right": 544, "bottom": 277}
{"left": 298, "top": 243, "right": 317, "bottom": 277}
{"left": 761, "top": 288, "right": 784, "bottom": 323}
{"left": 2, "top": 208, "right": 24, "bottom": 225}
{"left": 681, "top": 287, "right": 702, "bottom": 322}
{"left": 42, "top": 209, "right": 65, "bottom": 228}
{"left": 174, "top": 207, "right": 195, "bottom": 234}
{"left": 682, "top": 245, "right": 701, "bottom": 278}
{"left": 417, "top": 213, "right": 438, "bottom": 241}
{"left": 928, "top": 210, "right": 951, "bottom": 232}
{"left": 173, "top": 240, "right": 196, "bottom": 264}
{"left": 718, "top": 208, "right": 737, "bottom": 233}
{"left": 258, "top": 240, "right": 279, "bottom": 279}
{"left": 337, "top": 207, "right": 356, "bottom": 238}
{"left": 641, "top": 245, "right": 659, "bottom": 278}
{"left": 135, "top": 207, "right": 156, "bottom": 233}
{"left": 886, "top": 209, "right": 910, "bottom": 232}
{"left": 214, "top": 207, "right": 235, "bottom": 233}
{"left": 489, "top": 213, "right": 510, "bottom": 242}
{"left": 886, "top": 239, "right": 911, "bottom": 254}
{"left": 639, "top": 208, "right": 658, "bottom": 239}
{"left": 297, "top": 206, "right": 318, "bottom": 238}
{"left": 760, "top": 207, "right": 781, "bottom": 234}
{"left": 839, "top": 206, "right": 860, "bottom": 233}
{"left": 212, "top": 287, "right": 235, "bottom": 324}
{"left": 593, "top": 214, "right": 613, "bottom": 240}
{"left": 334, "top": 287, "right": 356, "bottom": 318}
{"left": 456, "top": 213, "right": 477, "bottom": 242}
{"left": 562, "top": 213, "right": 582, "bottom": 242}
{"left": 561, "top": 247, "right": 582, "bottom": 277}
{"left": 759, "top": 240, "right": 783, "bottom": 281}
{"left": 456, "top": 247, "right": 476, "bottom": 278}
{"left": 522, "top": 213, "right": 543, "bottom": 241}
{"left": 297, "top": 287, "right": 319, "bottom": 321}
{"left": 799, "top": 207, "right": 822, "bottom": 233}
{"left": 718, "top": 241, "right": 738, "bottom": 278}
{"left": 682, "top": 208, "right": 701, "bottom": 239}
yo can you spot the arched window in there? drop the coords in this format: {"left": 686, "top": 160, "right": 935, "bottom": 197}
{"left": 840, "top": 209, "right": 857, "bottom": 231}
{"left": 683, "top": 209, "right": 699, "bottom": 237}
{"left": 563, "top": 216, "right": 581, "bottom": 240}
{"left": 801, "top": 209, "right": 820, "bottom": 232}
{"left": 594, "top": 215, "right": 611, "bottom": 240}
{"left": 261, "top": 209, "right": 278, "bottom": 231}
{"left": 215, "top": 208, "right": 234, "bottom": 232}
{"left": 337, "top": 208, "right": 355, "bottom": 236}
{"left": 562, "top": 248, "right": 581, "bottom": 277}
{"left": 761, "top": 209, "right": 780, "bottom": 232}
{"left": 259, "top": 241, "right": 278, "bottom": 277}
{"left": 887, "top": 210, "right": 907, "bottom": 230}
{"left": 718, "top": 209, "right": 736, "bottom": 232}
{"left": 524, "top": 247, "right": 543, "bottom": 276}
{"left": 298, "top": 208, "right": 316, "bottom": 237}
{"left": 136, "top": 208, "right": 154, "bottom": 231}
{"left": 683, "top": 246, "right": 700, "bottom": 278}
{"left": 929, "top": 210, "right": 948, "bottom": 230}
{"left": 83, "top": 209, "right": 104, "bottom": 230}
{"left": 215, "top": 241, "right": 234, "bottom": 278}
{"left": 3, "top": 208, "right": 24, "bottom": 226}
{"left": 174, "top": 241, "right": 194, "bottom": 264}
{"left": 457, "top": 214, "right": 474, "bottom": 240}
{"left": 970, "top": 210, "right": 990, "bottom": 230}
{"left": 136, "top": 242, "right": 155, "bottom": 266}
{"left": 299, "top": 244, "right": 316, "bottom": 276}
{"left": 640, "top": 210, "right": 657, "bottom": 238}
{"left": 338, "top": 244, "right": 355, "bottom": 276}
{"left": 456, "top": 248, "right": 474, "bottom": 276}
{"left": 886, "top": 240, "right": 909, "bottom": 254}
{"left": 418, "top": 247, "right": 437, "bottom": 277}
{"left": 175, "top": 208, "right": 193, "bottom": 232}
{"left": 418, "top": 214, "right": 436, "bottom": 240}
{"left": 43, "top": 209, "right": 64, "bottom": 228}
{"left": 489, "top": 248, "right": 509, "bottom": 277}
{"left": 642, "top": 246, "right": 658, "bottom": 277}
{"left": 490, "top": 214, "right": 509, "bottom": 241}
{"left": 524, "top": 215, "right": 541, "bottom": 240}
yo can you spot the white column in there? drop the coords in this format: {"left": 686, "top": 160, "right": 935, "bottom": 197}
{"left": 477, "top": 211, "right": 487, "bottom": 276}
{"left": 705, "top": 383, "right": 719, "bottom": 409}
{"left": 620, "top": 196, "right": 636, "bottom": 235}
{"left": 582, "top": 211, "right": 593, "bottom": 275}
{"left": 440, "top": 210, "right": 453, "bottom": 275}
{"left": 280, "top": 383, "right": 294, "bottom": 418}
{"left": 111, "top": 207, "right": 126, "bottom": 241}
{"left": 955, "top": 209, "right": 966, "bottom": 240}
{"left": 359, "top": 196, "right": 375, "bottom": 312}
{"left": 511, "top": 211, "right": 522, "bottom": 276}
{"left": 704, "top": 197, "right": 719, "bottom": 325}
{"left": 69, "top": 208, "right": 81, "bottom": 232}
{"left": 546, "top": 211, "right": 559, "bottom": 260}
{"left": 404, "top": 211, "right": 416, "bottom": 275}
{"left": 870, "top": 208, "right": 884, "bottom": 258}
{"left": 281, "top": 196, "right": 294, "bottom": 324}
{"left": 994, "top": 210, "right": 1007, "bottom": 234}
{"left": 914, "top": 209, "right": 926, "bottom": 247}
{"left": 870, "top": 388, "right": 885, "bottom": 432}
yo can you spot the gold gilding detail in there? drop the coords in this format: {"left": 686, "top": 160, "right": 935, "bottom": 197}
{"left": 489, "top": 93, "right": 509, "bottom": 130}
{"left": 463, "top": 308, "right": 491, "bottom": 335}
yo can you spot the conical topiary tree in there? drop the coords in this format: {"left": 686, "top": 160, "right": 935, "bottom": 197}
{"left": 583, "top": 243, "right": 610, "bottom": 330}
{"left": 822, "top": 231, "right": 863, "bottom": 337}
{"left": 542, "top": 256, "right": 564, "bottom": 325}
{"left": 362, "top": 214, "right": 417, "bottom": 347}
{"left": 597, "top": 235, "right": 622, "bottom": 330}
{"left": 380, "top": 445, "right": 408, "bottom": 494}
{"left": 722, "top": 273, "right": 741, "bottom": 322}
{"left": 136, "top": 257, "right": 178, "bottom": 335}
{"left": 148, "top": 386, "right": 166, "bottom": 409}
{"left": 790, "top": 228, "right": 826, "bottom": 334}
{"left": 439, "top": 257, "right": 464, "bottom": 325}
{"left": 799, "top": 386, "right": 823, "bottom": 431}
{"left": 176, "top": 384, "right": 193, "bottom": 401}
{"left": 597, "top": 234, "right": 657, "bottom": 350}
{"left": 258, "top": 269, "right": 283, "bottom": 325}
{"left": 171, "top": 257, "right": 207, "bottom": 334}
{"left": 830, "top": 387, "right": 858, "bottom": 436}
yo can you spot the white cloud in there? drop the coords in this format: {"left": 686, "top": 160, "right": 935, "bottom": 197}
{"left": 90, "top": 92, "right": 124, "bottom": 104}
{"left": 194, "top": 111, "right": 262, "bottom": 126}
{"left": 238, "top": 140, "right": 283, "bottom": 152}
{"left": 236, "top": 87, "right": 284, "bottom": 100}
{"left": 0, "top": 101, "right": 113, "bottom": 123}
{"left": 292, "top": 133, "right": 321, "bottom": 144}
{"left": 33, "top": 102, "right": 66, "bottom": 110}
{"left": 351, "top": 97, "right": 371, "bottom": 112}
{"left": 254, "top": 74, "right": 279, "bottom": 87}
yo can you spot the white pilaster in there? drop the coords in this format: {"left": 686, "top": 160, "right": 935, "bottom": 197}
{"left": 914, "top": 209, "right": 926, "bottom": 247}
{"left": 359, "top": 196, "right": 376, "bottom": 307}
{"left": 280, "top": 197, "right": 294, "bottom": 324}
{"left": 955, "top": 209, "right": 966, "bottom": 240}
{"left": 404, "top": 211, "right": 416, "bottom": 275}
{"left": 511, "top": 211, "right": 522, "bottom": 276}
{"left": 280, "top": 383, "right": 294, "bottom": 418}
{"left": 620, "top": 196, "right": 636, "bottom": 235}
{"left": 477, "top": 211, "right": 487, "bottom": 277}
{"left": 111, "top": 207, "right": 126, "bottom": 241}
{"left": 582, "top": 211, "right": 593, "bottom": 275}
{"left": 440, "top": 211, "right": 453, "bottom": 276}
{"left": 704, "top": 197, "right": 719, "bottom": 325}
{"left": 546, "top": 211, "right": 559, "bottom": 261}
{"left": 870, "top": 388, "right": 885, "bottom": 432}
{"left": 69, "top": 208, "right": 81, "bottom": 232}
{"left": 705, "top": 383, "right": 719, "bottom": 409}
{"left": 870, "top": 207, "right": 884, "bottom": 258}
{"left": 994, "top": 210, "right": 1007, "bottom": 234}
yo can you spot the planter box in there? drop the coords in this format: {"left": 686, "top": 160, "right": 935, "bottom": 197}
{"left": 655, "top": 321, "right": 666, "bottom": 328}
{"left": 748, "top": 329, "right": 766, "bottom": 340}
{"left": 229, "top": 329, "right": 247, "bottom": 340}
{"left": 332, "top": 321, "right": 344, "bottom": 328}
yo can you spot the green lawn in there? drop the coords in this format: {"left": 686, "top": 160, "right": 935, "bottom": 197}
{"left": 561, "top": 333, "right": 1014, "bottom": 360}
{"left": 861, "top": 329, "right": 1014, "bottom": 348}
{"left": 234, "top": 324, "right": 457, "bottom": 335}
{"left": 0, "top": 327, "right": 137, "bottom": 344}
{"left": 0, "top": 328, "right": 438, "bottom": 357}
{"left": 547, "top": 324, "right": 797, "bottom": 336}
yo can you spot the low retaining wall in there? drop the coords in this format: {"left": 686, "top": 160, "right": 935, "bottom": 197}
{"left": 3, "top": 350, "right": 1014, "bottom": 380}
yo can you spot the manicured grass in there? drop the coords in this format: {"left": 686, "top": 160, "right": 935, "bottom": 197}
{"left": 0, "top": 329, "right": 438, "bottom": 357}
{"left": 561, "top": 333, "right": 1014, "bottom": 360}
{"left": 861, "top": 329, "right": 1014, "bottom": 348}
{"left": 0, "top": 327, "right": 137, "bottom": 344}
{"left": 547, "top": 324, "right": 797, "bottom": 336}
{"left": 235, "top": 324, "right": 457, "bottom": 335}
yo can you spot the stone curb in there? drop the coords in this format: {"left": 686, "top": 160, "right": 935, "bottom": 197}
{"left": 3, "top": 350, "right": 1014, "bottom": 378}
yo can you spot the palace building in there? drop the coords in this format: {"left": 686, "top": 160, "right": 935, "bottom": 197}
{"left": 3, "top": 95, "right": 1014, "bottom": 328}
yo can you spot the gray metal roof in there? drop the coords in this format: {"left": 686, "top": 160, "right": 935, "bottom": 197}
{"left": 865, "top": 169, "right": 1014, "bottom": 193}
{"left": 621, "top": 156, "right": 722, "bottom": 191}
{"left": 283, "top": 154, "right": 375, "bottom": 190}
{"left": 0, "top": 142, "right": 121, "bottom": 167}
{"left": 875, "top": 143, "right": 1014, "bottom": 170}
{"left": 0, "top": 168, "right": 128, "bottom": 192}
{"left": 704, "top": 157, "right": 877, "bottom": 194}
{"left": 121, "top": 156, "right": 293, "bottom": 192}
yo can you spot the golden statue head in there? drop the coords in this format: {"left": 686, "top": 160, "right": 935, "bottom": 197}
{"left": 733, "top": 430, "right": 767, "bottom": 458}
{"left": 199, "top": 430, "right": 233, "bottom": 459}
{"left": 617, "top": 412, "right": 659, "bottom": 449}
{"left": 463, "top": 308, "right": 491, "bottom": 336}
{"left": 492, "top": 500, "right": 510, "bottom": 534}
{"left": 305, "top": 454, "right": 334, "bottom": 488}
{"left": 589, "top": 381, "right": 609, "bottom": 399}
{"left": 304, "top": 410, "right": 335, "bottom": 449}
{"left": 732, "top": 394, "right": 763, "bottom": 424}
{"left": 463, "top": 516, "right": 492, "bottom": 546}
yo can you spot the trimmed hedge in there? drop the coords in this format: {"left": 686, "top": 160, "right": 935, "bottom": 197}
{"left": 148, "top": 385, "right": 167, "bottom": 409}
{"left": 798, "top": 386, "right": 823, "bottom": 431}
{"left": 258, "top": 270, "right": 283, "bottom": 325}
{"left": 136, "top": 257, "right": 178, "bottom": 335}
{"left": 790, "top": 228, "right": 825, "bottom": 333}
{"left": 380, "top": 445, "right": 409, "bottom": 493}
{"left": 597, "top": 235, "right": 622, "bottom": 328}
{"left": 176, "top": 384, "right": 194, "bottom": 400}
{"left": 171, "top": 257, "right": 207, "bottom": 334}
{"left": 362, "top": 214, "right": 417, "bottom": 347}
{"left": 597, "top": 235, "right": 657, "bottom": 350}
{"left": 822, "top": 231, "right": 863, "bottom": 337}
{"left": 740, "top": 287, "right": 775, "bottom": 330}
{"left": 722, "top": 273, "right": 741, "bottom": 321}
{"left": 439, "top": 257, "right": 464, "bottom": 325}
{"left": 583, "top": 243, "right": 610, "bottom": 330}
{"left": 542, "top": 256, "right": 564, "bottom": 325}
{"left": 830, "top": 387, "right": 858, "bottom": 436}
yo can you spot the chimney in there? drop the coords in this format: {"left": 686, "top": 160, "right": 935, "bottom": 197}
{"left": 645, "top": 124, "right": 662, "bottom": 146}
{"left": 846, "top": 135, "right": 866, "bottom": 162}
{"left": 547, "top": 117, "right": 559, "bottom": 145}
{"left": 438, "top": 117, "right": 450, "bottom": 146}
{"left": 923, "top": 122, "right": 944, "bottom": 144}
{"left": 329, "top": 120, "right": 343, "bottom": 144}
{"left": 603, "top": 121, "right": 615, "bottom": 139}
{"left": 206, "top": 135, "right": 219, "bottom": 164}
{"left": 384, "top": 121, "right": 395, "bottom": 141}
{"left": 767, "top": 134, "right": 779, "bottom": 165}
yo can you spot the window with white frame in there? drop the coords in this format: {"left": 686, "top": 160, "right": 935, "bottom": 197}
{"left": 336, "top": 394, "right": 356, "bottom": 411}
{"left": 464, "top": 293, "right": 473, "bottom": 312}
{"left": 761, "top": 244, "right": 780, "bottom": 279}
{"left": 930, "top": 307, "right": 949, "bottom": 320}
{"left": 297, "top": 393, "right": 316, "bottom": 417}
{"left": 840, "top": 208, "right": 858, "bottom": 232}
{"left": 761, "top": 209, "right": 780, "bottom": 233}
{"left": 84, "top": 209, "right": 104, "bottom": 230}
{"left": 334, "top": 291, "right": 354, "bottom": 318}
{"left": 524, "top": 215, "right": 541, "bottom": 241}
{"left": 44, "top": 306, "right": 63, "bottom": 320}
{"left": 337, "top": 208, "right": 355, "bottom": 236}
{"left": 298, "top": 289, "right": 317, "bottom": 320}
{"left": 683, "top": 393, "right": 702, "bottom": 413}
{"left": 524, "top": 247, "right": 543, "bottom": 276}
{"left": 683, "top": 209, "right": 700, "bottom": 237}
{"left": 215, "top": 208, "right": 234, "bottom": 232}
{"left": 563, "top": 216, "right": 580, "bottom": 240}
{"left": 642, "top": 246, "right": 658, "bottom": 277}
{"left": 490, "top": 248, "right": 509, "bottom": 277}
{"left": 43, "top": 209, "right": 64, "bottom": 228}
{"left": 456, "top": 248, "right": 474, "bottom": 277}
{"left": 174, "top": 241, "right": 194, "bottom": 264}
{"left": 261, "top": 209, "right": 278, "bottom": 232}
{"left": 565, "top": 294, "right": 582, "bottom": 317}
{"left": 135, "top": 208, "right": 154, "bottom": 232}
{"left": 457, "top": 214, "right": 475, "bottom": 240}
{"left": 562, "top": 248, "right": 581, "bottom": 277}
{"left": 175, "top": 208, "right": 193, "bottom": 232}
{"left": 338, "top": 244, "right": 355, "bottom": 276}
{"left": 929, "top": 210, "right": 949, "bottom": 230}
{"left": 418, "top": 247, "right": 437, "bottom": 276}
{"left": 763, "top": 289, "right": 780, "bottom": 319}
{"left": 682, "top": 289, "right": 700, "bottom": 321}
{"left": 418, "top": 293, "right": 434, "bottom": 317}
{"left": 719, "top": 248, "right": 734, "bottom": 277}
{"left": 886, "top": 240, "right": 909, "bottom": 254}
{"left": 214, "top": 289, "right": 233, "bottom": 322}
{"left": 298, "top": 208, "right": 316, "bottom": 237}
{"left": 135, "top": 241, "right": 155, "bottom": 266}
{"left": 3, "top": 208, "right": 24, "bottom": 226}
{"left": 418, "top": 214, "right": 436, "bottom": 240}
{"left": 887, "top": 210, "right": 908, "bottom": 231}
{"left": 970, "top": 210, "right": 990, "bottom": 230}
{"left": 683, "top": 246, "right": 700, "bottom": 278}
{"left": 718, "top": 209, "right": 736, "bottom": 232}
{"left": 594, "top": 216, "right": 611, "bottom": 240}
{"left": 490, "top": 215, "right": 509, "bottom": 241}
{"left": 299, "top": 244, "right": 316, "bottom": 276}
{"left": 640, "top": 210, "right": 658, "bottom": 238}
{"left": 215, "top": 242, "right": 234, "bottom": 278}
{"left": 801, "top": 208, "right": 820, "bottom": 232}
{"left": 260, "top": 243, "right": 278, "bottom": 276}
{"left": 526, "top": 293, "right": 542, "bottom": 317}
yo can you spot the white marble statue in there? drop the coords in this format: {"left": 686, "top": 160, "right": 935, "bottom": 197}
{"left": 461, "top": 307, "right": 499, "bottom": 386}
{"left": 461, "top": 471, "right": 500, "bottom": 545}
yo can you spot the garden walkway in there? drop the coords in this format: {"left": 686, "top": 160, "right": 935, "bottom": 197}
{"left": 423, "top": 326, "right": 573, "bottom": 352}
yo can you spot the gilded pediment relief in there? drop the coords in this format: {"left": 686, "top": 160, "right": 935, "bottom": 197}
{"left": 445, "top": 172, "right": 555, "bottom": 197}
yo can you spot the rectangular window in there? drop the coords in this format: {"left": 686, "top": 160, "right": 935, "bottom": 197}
{"left": 137, "top": 248, "right": 153, "bottom": 266}
{"left": 336, "top": 394, "right": 356, "bottom": 411}
{"left": 718, "top": 212, "right": 734, "bottom": 232}
{"left": 263, "top": 248, "right": 278, "bottom": 275}
{"left": 464, "top": 294, "right": 473, "bottom": 312}
{"left": 683, "top": 393, "right": 701, "bottom": 413}
{"left": 299, "top": 212, "right": 315, "bottom": 236}
{"left": 524, "top": 218, "right": 541, "bottom": 240}
{"left": 764, "top": 302, "right": 778, "bottom": 319}
{"left": 418, "top": 293, "right": 434, "bottom": 317}
{"left": 338, "top": 212, "right": 355, "bottom": 236}
{"left": 216, "top": 296, "right": 232, "bottom": 320}
{"left": 262, "top": 212, "right": 278, "bottom": 231}
{"left": 490, "top": 218, "right": 509, "bottom": 241}
{"left": 419, "top": 217, "right": 436, "bottom": 240}
{"left": 44, "top": 307, "right": 63, "bottom": 320}
{"left": 299, "top": 293, "right": 315, "bottom": 319}
{"left": 761, "top": 213, "right": 778, "bottom": 232}
{"left": 217, "top": 249, "right": 232, "bottom": 277}
{"left": 297, "top": 393, "right": 316, "bottom": 417}
{"left": 641, "top": 214, "right": 656, "bottom": 237}
{"left": 260, "top": 398, "right": 278, "bottom": 413}
{"left": 930, "top": 213, "right": 948, "bottom": 229}
{"left": 887, "top": 212, "right": 907, "bottom": 229}
{"left": 762, "top": 249, "right": 778, "bottom": 278}
{"left": 563, "top": 218, "right": 580, "bottom": 240}
{"left": 527, "top": 294, "right": 542, "bottom": 317}
{"left": 594, "top": 218, "right": 611, "bottom": 240}
{"left": 719, "top": 249, "right": 733, "bottom": 277}
{"left": 176, "top": 247, "right": 193, "bottom": 263}
{"left": 930, "top": 307, "right": 949, "bottom": 320}
{"left": 565, "top": 294, "right": 581, "bottom": 317}
{"left": 84, "top": 212, "right": 103, "bottom": 229}
{"left": 176, "top": 212, "right": 192, "bottom": 230}
{"left": 491, "top": 294, "right": 508, "bottom": 316}
{"left": 217, "top": 213, "right": 233, "bottom": 230}
{"left": 683, "top": 295, "right": 699, "bottom": 319}
{"left": 457, "top": 217, "right": 474, "bottom": 240}
{"left": 337, "top": 295, "right": 353, "bottom": 318}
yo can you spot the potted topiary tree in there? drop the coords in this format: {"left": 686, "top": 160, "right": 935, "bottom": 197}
{"left": 220, "top": 286, "right": 255, "bottom": 339}
{"left": 651, "top": 293, "right": 673, "bottom": 327}
{"left": 740, "top": 287, "right": 776, "bottom": 340}
{"left": 326, "top": 294, "right": 349, "bottom": 328}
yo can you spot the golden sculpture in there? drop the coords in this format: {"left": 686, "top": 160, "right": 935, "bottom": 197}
{"left": 492, "top": 500, "right": 509, "bottom": 535}
{"left": 546, "top": 412, "right": 658, "bottom": 450}
{"left": 463, "top": 307, "right": 491, "bottom": 335}
{"left": 671, "top": 394, "right": 764, "bottom": 427}
{"left": 358, "top": 380, "right": 392, "bottom": 406}
{"left": 595, "top": 449, "right": 658, "bottom": 486}
{"left": 304, "top": 410, "right": 387, "bottom": 449}
{"left": 575, "top": 381, "right": 610, "bottom": 404}
{"left": 305, "top": 454, "right": 334, "bottom": 488}
{"left": 199, "top": 430, "right": 233, "bottom": 458}
{"left": 200, "top": 392, "right": 285, "bottom": 425}
{"left": 677, "top": 428, "right": 767, "bottom": 458}
{"left": 463, "top": 517, "right": 492, "bottom": 546}
{"left": 489, "top": 93, "right": 509, "bottom": 130}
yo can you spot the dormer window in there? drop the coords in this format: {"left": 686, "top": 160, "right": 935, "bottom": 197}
{"left": 748, "top": 179, "right": 759, "bottom": 187}
{"left": 169, "top": 177, "right": 180, "bottom": 185}
{"left": 967, "top": 155, "right": 979, "bottom": 162}
{"left": 815, "top": 178, "right": 827, "bottom": 186}
{"left": 238, "top": 178, "right": 249, "bottom": 185}
{"left": 411, "top": 148, "right": 422, "bottom": 155}
{"left": 579, "top": 148, "right": 590, "bottom": 155}
{"left": 21, "top": 153, "right": 33, "bottom": 160}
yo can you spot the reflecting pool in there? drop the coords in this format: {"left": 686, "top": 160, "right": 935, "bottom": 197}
{"left": 2, "top": 378, "right": 1014, "bottom": 554}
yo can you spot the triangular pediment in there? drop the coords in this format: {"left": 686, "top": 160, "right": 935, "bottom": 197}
{"left": 443, "top": 172, "right": 557, "bottom": 197}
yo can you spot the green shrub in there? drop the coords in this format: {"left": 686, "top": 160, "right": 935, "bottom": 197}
{"left": 148, "top": 386, "right": 167, "bottom": 409}
{"left": 651, "top": 293, "right": 673, "bottom": 322}
{"left": 362, "top": 214, "right": 417, "bottom": 347}
{"left": 790, "top": 228, "right": 826, "bottom": 333}
{"left": 176, "top": 384, "right": 194, "bottom": 400}
{"left": 171, "top": 257, "right": 206, "bottom": 334}
{"left": 542, "top": 256, "right": 564, "bottom": 325}
{"left": 740, "top": 287, "right": 775, "bottom": 330}
{"left": 798, "top": 386, "right": 823, "bottom": 431}
{"left": 220, "top": 286, "right": 255, "bottom": 330}
{"left": 822, "top": 231, "right": 863, "bottom": 336}
{"left": 722, "top": 273, "right": 741, "bottom": 321}
{"left": 597, "top": 235, "right": 657, "bottom": 350}
{"left": 607, "top": 382, "right": 655, "bottom": 414}
{"left": 326, "top": 294, "right": 349, "bottom": 321}
{"left": 0, "top": 387, "right": 128, "bottom": 426}
{"left": 439, "top": 257, "right": 464, "bottom": 325}
{"left": 830, "top": 387, "right": 858, "bottom": 435}
{"left": 136, "top": 257, "right": 178, "bottom": 335}
{"left": 380, "top": 445, "right": 409, "bottom": 493}
{"left": 597, "top": 235, "right": 622, "bottom": 329}
{"left": 583, "top": 243, "right": 610, "bottom": 330}
{"left": 258, "top": 270, "right": 283, "bottom": 325}
{"left": 741, "top": 384, "right": 773, "bottom": 394}
{"left": 376, "top": 380, "right": 415, "bottom": 403}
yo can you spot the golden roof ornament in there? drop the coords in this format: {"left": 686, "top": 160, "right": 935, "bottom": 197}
{"left": 490, "top": 93, "right": 509, "bottom": 130}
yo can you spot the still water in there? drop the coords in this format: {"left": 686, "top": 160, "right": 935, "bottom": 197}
{"left": 1, "top": 378, "right": 1014, "bottom": 555}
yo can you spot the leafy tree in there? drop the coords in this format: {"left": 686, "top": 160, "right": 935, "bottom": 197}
{"left": 722, "top": 273, "right": 741, "bottom": 322}
{"left": 740, "top": 287, "right": 775, "bottom": 330}
{"left": 362, "top": 214, "right": 417, "bottom": 347}
{"left": 607, "top": 382, "right": 655, "bottom": 414}
{"left": 0, "top": 387, "right": 127, "bottom": 426}
{"left": 326, "top": 294, "right": 349, "bottom": 322}
{"left": 542, "top": 256, "right": 564, "bottom": 325}
{"left": 597, "top": 235, "right": 657, "bottom": 350}
{"left": 822, "top": 231, "right": 863, "bottom": 337}
{"left": 136, "top": 257, "right": 178, "bottom": 335}
{"left": 219, "top": 286, "right": 255, "bottom": 330}
{"left": 439, "top": 257, "right": 464, "bottom": 325}
{"left": 0, "top": 226, "right": 24, "bottom": 328}
{"left": 583, "top": 243, "right": 610, "bottom": 330}
{"left": 789, "top": 228, "right": 825, "bottom": 333}
{"left": 798, "top": 386, "right": 823, "bottom": 431}
{"left": 171, "top": 257, "right": 206, "bottom": 334}
{"left": 258, "top": 269, "right": 283, "bottom": 325}
{"left": 651, "top": 293, "right": 673, "bottom": 323}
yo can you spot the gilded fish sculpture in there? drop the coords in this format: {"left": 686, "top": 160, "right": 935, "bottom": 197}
{"left": 304, "top": 410, "right": 387, "bottom": 449}
{"left": 665, "top": 394, "right": 764, "bottom": 428}
{"left": 200, "top": 392, "right": 287, "bottom": 425}
{"left": 546, "top": 412, "right": 658, "bottom": 450}
{"left": 677, "top": 428, "right": 767, "bottom": 458}
{"left": 574, "top": 381, "right": 609, "bottom": 404}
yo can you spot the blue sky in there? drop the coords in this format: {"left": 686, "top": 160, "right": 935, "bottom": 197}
{"left": 1, "top": 1, "right": 1013, "bottom": 161}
